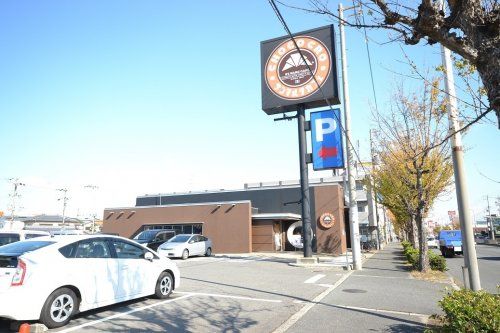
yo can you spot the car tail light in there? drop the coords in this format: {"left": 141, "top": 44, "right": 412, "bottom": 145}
{"left": 11, "top": 259, "right": 26, "bottom": 286}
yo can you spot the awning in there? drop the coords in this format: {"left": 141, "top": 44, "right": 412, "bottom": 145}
{"left": 252, "top": 213, "right": 302, "bottom": 221}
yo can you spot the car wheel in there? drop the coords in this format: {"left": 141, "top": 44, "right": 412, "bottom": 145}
{"left": 181, "top": 249, "right": 189, "bottom": 260}
{"left": 40, "top": 287, "right": 78, "bottom": 329}
{"left": 205, "top": 247, "right": 212, "bottom": 257}
{"left": 154, "top": 271, "right": 173, "bottom": 299}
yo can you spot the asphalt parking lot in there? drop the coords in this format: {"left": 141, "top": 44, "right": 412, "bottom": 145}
{"left": 0, "top": 255, "right": 348, "bottom": 333}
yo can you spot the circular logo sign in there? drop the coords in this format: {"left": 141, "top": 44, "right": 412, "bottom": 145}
{"left": 265, "top": 36, "right": 331, "bottom": 100}
{"left": 318, "top": 212, "right": 335, "bottom": 229}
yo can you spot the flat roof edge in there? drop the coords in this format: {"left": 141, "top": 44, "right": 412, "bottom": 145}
{"left": 137, "top": 182, "right": 342, "bottom": 199}
{"left": 105, "top": 200, "right": 252, "bottom": 211}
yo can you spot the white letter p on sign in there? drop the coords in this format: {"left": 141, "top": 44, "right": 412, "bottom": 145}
{"left": 315, "top": 118, "right": 337, "bottom": 142}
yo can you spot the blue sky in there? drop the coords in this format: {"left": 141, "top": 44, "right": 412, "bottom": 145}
{"left": 1, "top": 1, "right": 498, "bottom": 223}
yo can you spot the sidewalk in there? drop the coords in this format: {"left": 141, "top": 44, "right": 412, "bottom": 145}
{"left": 283, "top": 243, "right": 452, "bottom": 332}
{"left": 214, "top": 250, "right": 372, "bottom": 268}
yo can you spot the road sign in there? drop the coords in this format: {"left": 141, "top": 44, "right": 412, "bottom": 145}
{"left": 311, "top": 109, "right": 344, "bottom": 170}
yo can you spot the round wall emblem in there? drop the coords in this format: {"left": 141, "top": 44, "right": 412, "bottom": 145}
{"left": 318, "top": 212, "right": 335, "bottom": 229}
{"left": 265, "top": 36, "right": 331, "bottom": 100}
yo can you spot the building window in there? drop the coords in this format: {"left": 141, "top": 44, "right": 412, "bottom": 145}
{"left": 357, "top": 205, "right": 366, "bottom": 213}
{"left": 356, "top": 182, "right": 365, "bottom": 191}
{"left": 142, "top": 223, "right": 204, "bottom": 235}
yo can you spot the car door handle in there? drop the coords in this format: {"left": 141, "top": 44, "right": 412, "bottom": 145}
{"left": 121, "top": 265, "right": 129, "bottom": 270}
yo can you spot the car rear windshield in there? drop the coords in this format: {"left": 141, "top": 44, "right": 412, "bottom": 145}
{"left": 0, "top": 234, "right": 20, "bottom": 246}
{"left": 168, "top": 235, "right": 191, "bottom": 243}
{"left": 0, "top": 240, "right": 55, "bottom": 256}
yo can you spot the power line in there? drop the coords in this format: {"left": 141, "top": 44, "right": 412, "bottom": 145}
{"left": 358, "top": 1, "right": 379, "bottom": 113}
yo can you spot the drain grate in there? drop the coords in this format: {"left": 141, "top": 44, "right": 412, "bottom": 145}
{"left": 342, "top": 289, "right": 367, "bottom": 293}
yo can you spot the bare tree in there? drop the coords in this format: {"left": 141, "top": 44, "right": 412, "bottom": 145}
{"left": 373, "top": 79, "right": 454, "bottom": 271}
{"left": 279, "top": 0, "right": 500, "bottom": 128}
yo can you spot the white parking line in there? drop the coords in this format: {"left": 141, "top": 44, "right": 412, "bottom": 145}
{"left": 333, "top": 304, "right": 431, "bottom": 320}
{"left": 174, "top": 291, "right": 282, "bottom": 303}
{"left": 57, "top": 294, "right": 193, "bottom": 333}
{"left": 304, "top": 274, "right": 326, "bottom": 284}
{"left": 352, "top": 274, "right": 412, "bottom": 280}
{"left": 272, "top": 271, "right": 353, "bottom": 333}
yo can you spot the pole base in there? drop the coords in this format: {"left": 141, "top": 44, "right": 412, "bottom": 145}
{"left": 295, "top": 257, "right": 319, "bottom": 265}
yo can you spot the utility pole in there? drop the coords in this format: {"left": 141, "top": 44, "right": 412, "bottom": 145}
{"left": 440, "top": 42, "right": 481, "bottom": 290}
{"left": 486, "top": 195, "right": 495, "bottom": 240}
{"left": 369, "top": 130, "right": 381, "bottom": 249}
{"left": 84, "top": 185, "right": 99, "bottom": 234}
{"left": 8, "top": 178, "right": 25, "bottom": 229}
{"left": 339, "top": 3, "right": 362, "bottom": 270}
{"left": 57, "top": 189, "right": 69, "bottom": 233}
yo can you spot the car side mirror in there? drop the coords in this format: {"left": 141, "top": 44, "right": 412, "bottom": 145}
{"left": 188, "top": 240, "right": 195, "bottom": 244}
{"left": 144, "top": 252, "right": 154, "bottom": 261}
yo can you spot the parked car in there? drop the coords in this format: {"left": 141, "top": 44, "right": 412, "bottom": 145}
{"left": 438, "top": 230, "right": 463, "bottom": 257}
{"left": 475, "top": 233, "right": 487, "bottom": 244}
{"left": 132, "top": 229, "right": 175, "bottom": 251}
{"left": 0, "top": 235, "right": 180, "bottom": 328}
{"left": 158, "top": 234, "right": 212, "bottom": 260}
{"left": 427, "top": 236, "right": 439, "bottom": 248}
{"left": 0, "top": 230, "right": 50, "bottom": 246}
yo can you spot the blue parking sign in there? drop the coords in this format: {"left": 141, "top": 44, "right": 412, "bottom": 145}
{"left": 310, "top": 109, "right": 344, "bottom": 170}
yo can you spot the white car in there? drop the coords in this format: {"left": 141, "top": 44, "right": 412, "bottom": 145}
{"left": 158, "top": 234, "right": 212, "bottom": 260}
{"left": 427, "top": 236, "right": 439, "bottom": 248}
{"left": 0, "top": 235, "right": 180, "bottom": 328}
{"left": 0, "top": 230, "right": 50, "bottom": 246}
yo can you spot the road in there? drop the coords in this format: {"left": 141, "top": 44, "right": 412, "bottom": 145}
{"left": 443, "top": 244, "right": 500, "bottom": 293}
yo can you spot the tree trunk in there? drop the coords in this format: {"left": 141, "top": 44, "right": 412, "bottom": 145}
{"left": 410, "top": 216, "right": 419, "bottom": 249}
{"left": 476, "top": 50, "right": 500, "bottom": 127}
{"left": 416, "top": 212, "right": 430, "bottom": 272}
{"left": 415, "top": 167, "right": 430, "bottom": 272}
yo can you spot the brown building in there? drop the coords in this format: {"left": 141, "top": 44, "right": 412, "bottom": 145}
{"left": 103, "top": 181, "right": 347, "bottom": 255}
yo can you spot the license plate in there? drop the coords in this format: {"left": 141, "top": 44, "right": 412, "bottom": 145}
{"left": 455, "top": 246, "right": 462, "bottom": 252}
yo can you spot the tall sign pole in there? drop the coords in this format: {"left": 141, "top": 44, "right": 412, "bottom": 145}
{"left": 339, "top": 3, "right": 362, "bottom": 270}
{"left": 441, "top": 44, "right": 481, "bottom": 291}
{"left": 261, "top": 24, "right": 341, "bottom": 259}
{"left": 297, "top": 104, "right": 313, "bottom": 257}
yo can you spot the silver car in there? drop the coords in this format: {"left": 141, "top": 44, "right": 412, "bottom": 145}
{"left": 157, "top": 234, "right": 212, "bottom": 260}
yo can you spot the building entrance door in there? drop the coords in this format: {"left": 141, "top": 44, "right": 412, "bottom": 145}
{"left": 252, "top": 220, "right": 274, "bottom": 252}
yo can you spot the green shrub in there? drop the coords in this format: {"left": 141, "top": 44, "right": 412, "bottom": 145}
{"left": 401, "top": 241, "right": 412, "bottom": 250}
{"left": 429, "top": 251, "right": 447, "bottom": 271}
{"left": 401, "top": 243, "right": 447, "bottom": 271}
{"left": 438, "top": 289, "right": 500, "bottom": 332}
{"left": 405, "top": 247, "right": 419, "bottom": 265}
